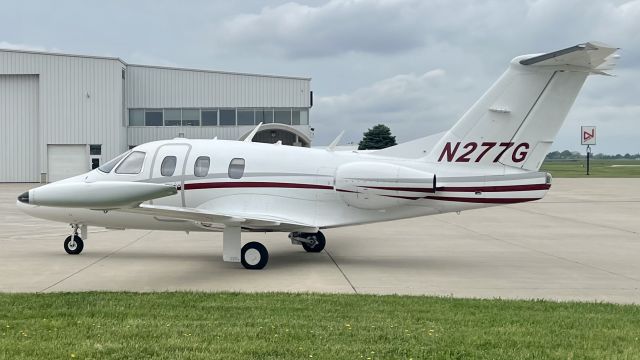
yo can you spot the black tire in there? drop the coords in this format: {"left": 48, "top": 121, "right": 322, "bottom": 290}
{"left": 64, "top": 235, "right": 84, "bottom": 255}
{"left": 241, "top": 242, "right": 269, "bottom": 270}
{"left": 302, "top": 231, "right": 326, "bottom": 253}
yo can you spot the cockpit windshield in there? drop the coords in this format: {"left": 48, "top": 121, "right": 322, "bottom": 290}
{"left": 115, "top": 151, "right": 147, "bottom": 174}
{"left": 97, "top": 151, "right": 130, "bottom": 173}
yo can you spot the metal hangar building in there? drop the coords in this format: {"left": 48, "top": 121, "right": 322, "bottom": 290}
{"left": 0, "top": 48, "right": 313, "bottom": 183}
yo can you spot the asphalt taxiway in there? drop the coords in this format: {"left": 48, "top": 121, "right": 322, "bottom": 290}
{"left": 1, "top": 179, "right": 638, "bottom": 303}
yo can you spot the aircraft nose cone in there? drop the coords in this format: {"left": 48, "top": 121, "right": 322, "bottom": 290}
{"left": 17, "top": 191, "right": 29, "bottom": 204}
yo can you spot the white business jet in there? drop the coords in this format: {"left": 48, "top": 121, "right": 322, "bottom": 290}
{"left": 17, "top": 42, "right": 618, "bottom": 269}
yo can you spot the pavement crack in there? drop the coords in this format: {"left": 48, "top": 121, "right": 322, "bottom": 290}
{"left": 39, "top": 230, "right": 153, "bottom": 292}
{"left": 434, "top": 217, "right": 640, "bottom": 283}
{"left": 325, "top": 248, "right": 357, "bottom": 294}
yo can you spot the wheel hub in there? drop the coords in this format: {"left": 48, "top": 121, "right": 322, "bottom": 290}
{"left": 244, "top": 248, "right": 261, "bottom": 266}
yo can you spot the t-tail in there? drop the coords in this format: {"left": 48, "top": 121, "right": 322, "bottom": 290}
{"left": 422, "top": 41, "right": 618, "bottom": 170}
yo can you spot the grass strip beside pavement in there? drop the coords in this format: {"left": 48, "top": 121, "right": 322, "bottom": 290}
{"left": 1, "top": 292, "right": 639, "bottom": 359}
{"left": 540, "top": 159, "right": 640, "bottom": 178}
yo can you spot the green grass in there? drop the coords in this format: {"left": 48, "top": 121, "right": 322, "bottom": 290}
{"left": 1, "top": 293, "right": 639, "bottom": 359}
{"left": 540, "top": 159, "right": 640, "bottom": 178}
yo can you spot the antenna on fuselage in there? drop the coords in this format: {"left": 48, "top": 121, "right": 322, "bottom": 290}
{"left": 326, "top": 130, "right": 345, "bottom": 152}
{"left": 244, "top": 122, "right": 264, "bottom": 142}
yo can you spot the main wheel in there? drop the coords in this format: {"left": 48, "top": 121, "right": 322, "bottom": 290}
{"left": 302, "top": 231, "right": 326, "bottom": 253}
{"left": 241, "top": 242, "right": 269, "bottom": 270}
{"left": 64, "top": 235, "right": 84, "bottom": 255}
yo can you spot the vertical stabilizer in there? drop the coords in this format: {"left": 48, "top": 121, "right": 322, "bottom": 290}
{"left": 424, "top": 42, "right": 617, "bottom": 170}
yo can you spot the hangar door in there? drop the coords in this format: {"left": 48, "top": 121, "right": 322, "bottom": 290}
{"left": 47, "top": 145, "right": 88, "bottom": 182}
{"left": 0, "top": 75, "right": 39, "bottom": 182}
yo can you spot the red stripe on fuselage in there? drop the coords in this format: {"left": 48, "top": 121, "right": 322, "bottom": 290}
{"left": 437, "top": 183, "right": 550, "bottom": 192}
{"left": 359, "top": 185, "right": 435, "bottom": 193}
{"left": 355, "top": 183, "right": 549, "bottom": 193}
{"left": 425, "top": 196, "right": 540, "bottom": 204}
{"left": 183, "top": 181, "right": 333, "bottom": 191}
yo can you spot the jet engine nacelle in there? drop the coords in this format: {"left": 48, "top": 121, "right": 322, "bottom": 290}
{"left": 335, "top": 162, "right": 435, "bottom": 210}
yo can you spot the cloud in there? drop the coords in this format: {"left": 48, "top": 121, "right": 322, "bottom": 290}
{"left": 0, "top": 41, "right": 47, "bottom": 52}
{"left": 313, "top": 69, "right": 465, "bottom": 144}
{"left": 216, "top": 0, "right": 433, "bottom": 58}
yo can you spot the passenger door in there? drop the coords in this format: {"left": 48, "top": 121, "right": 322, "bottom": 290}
{"left": 149, "top": 144, "right": 191, "bottom": 207}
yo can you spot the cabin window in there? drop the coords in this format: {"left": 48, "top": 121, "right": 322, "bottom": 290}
{"left": 194, "top": 156, "right": 210, "bottom": 177}
{"left": 98, "top": 151, "right": 129, "bottom": 173}
{"left": 228, "top": 158, "right": 245, "bottom": 179}
{"left": 161, "top": 156, "right": 177, "bottom": 176}
{"left": 115, "top": 151, "right": 146, "bottom": 174}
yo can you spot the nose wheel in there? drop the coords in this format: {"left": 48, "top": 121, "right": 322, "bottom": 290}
{"left": 64, "top": 224, "right": 85, "bottom": 255}
{"left": 64, "top": 235, "right": 84, "bottom": 255}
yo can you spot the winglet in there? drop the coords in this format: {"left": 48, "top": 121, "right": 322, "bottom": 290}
{"left": 244, "top": 122, "right": 263, "bottom": 142}
{"left": 327, "top": 131, "right": 345, "bottom": 152}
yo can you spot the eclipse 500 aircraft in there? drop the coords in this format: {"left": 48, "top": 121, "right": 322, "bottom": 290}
{"left": 17, "top": 42, "right": 618, "bottom": 269}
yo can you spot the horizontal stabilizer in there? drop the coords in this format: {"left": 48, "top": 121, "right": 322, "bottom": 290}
{"left": 520, "top": 41, "right": 618, "bottom": 74}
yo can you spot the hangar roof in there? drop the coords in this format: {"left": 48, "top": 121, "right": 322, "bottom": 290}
{"left": 0, "top": 48, "right": 311, "bottom": 81}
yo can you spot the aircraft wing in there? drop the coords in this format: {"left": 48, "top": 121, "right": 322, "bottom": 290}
{"left": 116, "top": 204, "right": 319, "bottom": 232}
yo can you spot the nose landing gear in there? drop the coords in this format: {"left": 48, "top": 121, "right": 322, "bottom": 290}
{"left": 64, "top": 224, "right": 85, "bottom": 255}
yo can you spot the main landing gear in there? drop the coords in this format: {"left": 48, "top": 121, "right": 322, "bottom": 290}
{"left": 64, "top": 224, "right": 87, "bottom": 255}
{"left": 223, "top": 226, "right": 271, "bottom": 270}
{"left": 222, "top": 227, "right": 327, "bottom": 270}
{"left": 289, "top": 231, "right": 326, "bottom": 253}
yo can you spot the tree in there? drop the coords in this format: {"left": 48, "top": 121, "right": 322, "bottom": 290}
{"left": 358, "top": 124, "right": 397, "bottom": 150}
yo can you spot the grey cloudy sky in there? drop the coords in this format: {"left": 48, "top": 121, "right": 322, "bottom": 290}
{"left": 1, "top": 0, "right": 638, "bottom": 154}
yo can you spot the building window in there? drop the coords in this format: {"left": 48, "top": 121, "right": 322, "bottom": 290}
{"left": 194, "top": 156, "right": 210, "bottom": 177}
{"left": 228, "top": 158, "right": 245, "bottom": 179}
{"left": 299, "top": 109, "right": 308, "bottom": 125}
{"left": 115, "top": 151, "right": 146, "bottom": 174}
{"left": 89, "top": 144, "right": 102, "bottom": 156}
{"left": 202, "top": 110, "right": 218, "bottom": 126}
{"left": 91, "top": 158, "right": 100, "bottom": 169}
{"left": 219, "top": 109, "right": 236, "bottom": 126}
{"left": 160, "top": 156, "right": 177, "bottom": 176}
{"left": 255, "top": 109, "right": 273, "bottom": 124}
{"left": 182, "top": 109, "right": 200, "bottom": 126}
{"left": 145, "top": 110, "right": 163, "bottom": 126}
{"left": 165, "top": 109, "right": 181, "bottom": 126}
{"left": 237, "top": 110, "right": 255, "bottom": 125}
{"left": 127, "top": 107, "right": 308, "bottom": 127}
{"left": 292, "top": 110, "right": 301, "bottom": 125}
{"left": 274, "top": 109, "right": 291, "bottom": 125}
{"left": 129, "top": 109, "right": 145, "bottom": 126}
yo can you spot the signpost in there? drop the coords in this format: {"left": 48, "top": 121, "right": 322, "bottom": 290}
{"left": 581, "top": 126, "right": 596, "bottom": 175}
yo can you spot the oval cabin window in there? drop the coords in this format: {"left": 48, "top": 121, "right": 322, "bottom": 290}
{"left": 194, "top": 156, "right": 210, "bottom": 177}
{"left": 228, "top": 158, "right": 245, "bottom": 179}
{"left": 161, "top": 156, "right": 177, "bottom": 176}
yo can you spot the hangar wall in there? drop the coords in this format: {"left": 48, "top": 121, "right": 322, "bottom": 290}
{"left": 124, "top": 65, "right": 311, "bottom": 147}
{"left": 126, "top": 65, "right": 310, "bottom": 108}
{"left": 0, "top": 51, "right": 126, "bottom": 181}
{"left": 0, "top": 75, "right": 39, "bottom": 182}
{"left": 0, "top": 49, "right": 312, "bottom": 182}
